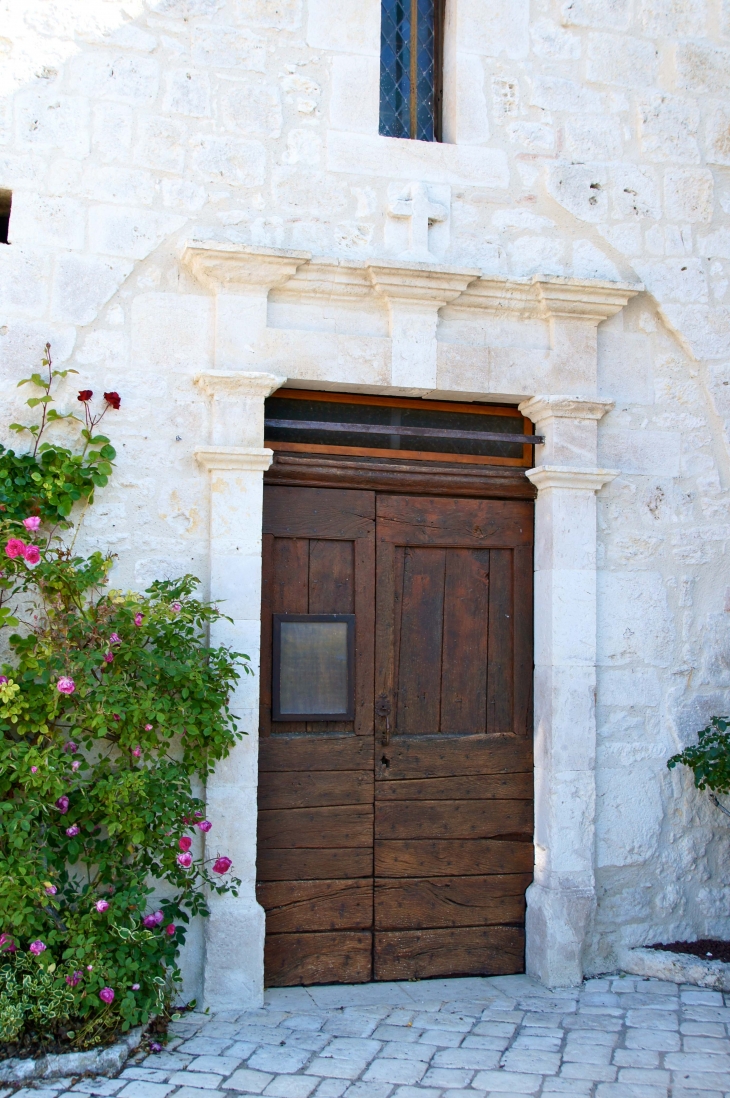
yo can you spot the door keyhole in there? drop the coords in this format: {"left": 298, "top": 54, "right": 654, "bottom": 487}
{"left": 375, "top": 694, "right": 392, "bottom": 746}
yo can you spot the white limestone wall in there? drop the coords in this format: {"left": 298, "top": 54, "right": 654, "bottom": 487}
{"left": 0, "top": 0, "right": 729, "bottom": 987}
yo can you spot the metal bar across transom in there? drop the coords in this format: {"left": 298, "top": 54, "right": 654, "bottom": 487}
{"left": 265, "top": 419, "right": 544, "bottom": 445}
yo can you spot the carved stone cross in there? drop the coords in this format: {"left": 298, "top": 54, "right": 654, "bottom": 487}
{"left": 387, "top": 181, "right": 448, "bottom": 263}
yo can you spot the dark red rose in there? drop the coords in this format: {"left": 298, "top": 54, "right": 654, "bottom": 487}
{"left": 103, "top": 392, "right": 121, "bottom": 410}
{"left": 77, "top": 390, "right": 93, "bottom": 402}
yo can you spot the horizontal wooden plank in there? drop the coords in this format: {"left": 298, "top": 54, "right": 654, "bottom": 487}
{"left": 376, "top": 799, "right": 533, "bottom": 840}
{"left": 263, "top": 486, "right": 375, "bottom": 538}
{"left": 258, "top": 879, "right": 373, "bottom": 933}
{"left": 259, "top": 770, "right": 374, "bottom": 811}
{"left": 265, "top": 931, "right": 372, "bottom": 986}
{"left": 374, "top": 925, "right": 524, "bottom": 981}
{"left": 376, "top": 496, "right": 533, "bottom": 548}
{"left": 374, "top": 874, "right": 530, "bottom": 930}
{"left": 375, "top": 839, "right": 534, "bottom": 878}
{"left": 260, "top": 734, "right": 374, "bottom": 773}
{"left": 257, "top": 847, "right": 373, "bottom": 882}
{"left": 375, "top": 773, "right": 533, "bottom": 801}
{"left": 376, "top": 735, "right": 532, "bottom": 781}
{"left": 258, "top": 805, "right": 373, "bottom": 849}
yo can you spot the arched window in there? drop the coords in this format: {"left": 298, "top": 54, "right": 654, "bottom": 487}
{"left": 379, "top": 0, "right": 444, "bottom": 142}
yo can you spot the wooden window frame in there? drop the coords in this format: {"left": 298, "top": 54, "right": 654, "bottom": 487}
{"left": 265, "top": 389, "right": 535, "bottom": 469}
{"left": 272, "top": 613, "right": 356, "bottom": 722}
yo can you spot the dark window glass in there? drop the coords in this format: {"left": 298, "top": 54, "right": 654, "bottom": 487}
{"left": 0, "top": 191, "right": 11, "bottom": 245}
{"left": 265, "top": 396, "right": 528, "bottom": 461}
{"left": 380, "top": 0, "right": 443, "bottom": 142}
{"left": 272, "top": 615, "right": 355, "bottom": 721}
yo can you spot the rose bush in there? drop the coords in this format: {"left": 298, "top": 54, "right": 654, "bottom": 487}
{"left": 0, "top": 353, "right": 249, "bottom": 1049}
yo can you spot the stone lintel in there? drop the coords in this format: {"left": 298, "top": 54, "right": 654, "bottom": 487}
{"left": 194, "top": 446, "right": 274, "bottom": 473}
{"left": 367, "top": 261, "right": 480, "bottom": 309}
{"left": 182, "top": 242, "right": 311, "bottom": 293}
{"left": 526, "top": 465, "right": 619, "bottom": 492}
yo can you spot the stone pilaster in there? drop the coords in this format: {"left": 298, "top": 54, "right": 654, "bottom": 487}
{"left": 194, "top": 370, "right": 285, "bottom": 1010}
{"left": 519, "top": 395, "right": 618, "bottom": 987}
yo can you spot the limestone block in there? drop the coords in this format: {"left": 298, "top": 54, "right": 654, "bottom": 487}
{"left": 597, "top": 223, "right": 642, "bottom": 256}
{"left": 221, "top": 82, "right": 282, "bottom": 138}
{"left": 0, "top": 245, "right": 50, "bottom": 318}
{"left": 638, "top": 94, "right": 701, "bottom": 164}
{"left": 0, "top": 151, "right": 46, "bottom": 188}
{"left": 596, "top": 762, "right": 663, "bottom": 867}
{"left": 609, "top": 164, "right": 661, "bottom": 221}
{"left": 14, "top": 90, "right": 90, "bottom": 156}
{"left": 533, "top": 768, "right": 596, "bottom": 883}
{"left": 699, "top": 230, "right": 730, "bottom": 260}
{"left": 9, "top": 193, "right": 85, "bottom": 250}
{"left": 634, "top": 259, "right": 708, "bottom": 307}
{"left": 597, "top": 332, "right": 653, "bottom": 405}
{"left": 586, "top": 34, "right": 659, "bottom": 88}
{"left": 329, "top": 55, "right": 379, "bottom": 134}
{"left": 664, "top": 169, "right": 714, "bottom": 224}
{"left": 572, "top": 241, "right": 621, "bottom": 282}
{"left": 561, "top": 0, "right": 631, "bottom": 30}
{"left": 162, "top": 178, "right": 207, "bottom": 212}
{"left": 454, "top": 0, "right": 529, "bottom": 59}
{"left": 534, "top": 487, "right": 598, "bottom": 572}
{"left": 707, "top": 105, "right": 730, "bottom": 167}
{"left": 507, "top": 122, "right": 554, "bottom": 153}
{"left": 598, "top": 668, "right": 662, "bottom": 707}
{"left": 530, "top": 77, "right": 606, "bottom": 114}
{"left": 192, "top": 135, "right": 266, "bottom": 186}
{"left": 134, "top": 116, "right": 187, "bottom": 173}
{"left": 272, "top": 167, "right": 350, "bottom": 215}
{"left": 88, "top": 206, "right": 185, "bottom": 260}
{"left": 326, "top": 132, "right": 509, "bottom": 188}
{"left": 442, "top": 53, "right": 489, "bottom": 145}
{"left": 508, "top": 236, "right": 566, "bottom": 277}
{"left": 564, "top": 116, "right": 623, "bottom": 162}
{"left": 91, "top": 101, "right": 133, "bottom": 162}
{"left": 534, "top": 664, "right": 599, "bottom": 773}
{"left": 50, "top": 254, "right": 134, "bottom": 325}
{"left": 597, "top": 571, "right": 673, "bottom": 667}
{"left": 661, "top": 304, "right": 730, "bottom": 359}
{"left": 0, "top": 321, "right": 76, "bottom": 375}
{"left": 526, "top": 882, "right": 593, "bottom": 987}
{"left": 154, "top": 0, "right": 224, "bottom": 16}
{"left": 677, "top": 41, "right": 730, "bottom": 95}
{"left": 236, "top": 0, "right": 301, "bottom": 28}
{"left": 82, "top": 23, "right": 157, "bottom": 52}
{"left": 530, "top": 18, "right": 581, "bottom": 60}
{"left": 307, "top": 0, "right": 379, "bottom": 54}
{"left": 163, "top": 70, "right": 212, "bottom": 118}
{"left": 80, "top": 165, "right": 156, "bottom": 207}
{"left": 131, "top": 293, "right": 213, "bottom": 372}
{"left": 546, "top": 163, "right": 608, "bottom": 223}
{"left": 69, "top": 52, "right": 160, "bottom": 104}
{"left": 638, "top": 0, "right": 708, "bottom": 38}
{"left": 191, "top": 25, "right": 266, "bottom": 71}
{"left": 535, "top": 568, "right": 597, "bottom": 667}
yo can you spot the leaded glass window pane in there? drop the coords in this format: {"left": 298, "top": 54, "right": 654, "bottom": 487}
{"left": 380, "top": 0, "right": 442, "bottom": 142}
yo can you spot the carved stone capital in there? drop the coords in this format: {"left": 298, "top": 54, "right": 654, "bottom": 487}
{"left": 526, "top": 465, "right": 619, "bottom": 492}
{"left": 533, "top": 276, "right": 642, "bottom": 322}
{"left": 194, "top": 371, "right": 285, "bottom": 400}
{"left": 519, "top": 396, "right": 615, "bottom": 425}
{"left": 367, "top": 260, "right": 480, "bottom": 309}
{"left": 182, "top": 242, "right": 310, "bottom": 294}
{"left": 195, "top": 446, "right": 274, "bottom": 473}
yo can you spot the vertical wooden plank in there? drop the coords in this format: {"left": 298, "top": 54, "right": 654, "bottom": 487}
{"left": 260, "top": 533, "right": 276, "bottom": 738}
{"left": 355, "top": 531, "right": 375, "bottom": 738}
{"left": 440, "top": 549, "right": 490, "bottom": 735}
{"left": 487, "top": 549, "right": 514, "bottom": 736}
{"left": 396, "top": 547, "right": 446, "bottom": 735}
{"left": 513, "top": 544, "right": 533, "bottom": 738}
{"left": 309, "top": 540, "right": 354, "bottom": 613}
{"left": 270, "top": 537, "right": 310, "bottom": 734}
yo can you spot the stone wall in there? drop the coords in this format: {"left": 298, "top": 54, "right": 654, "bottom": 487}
{"left": 1, "top": 0, "right": 730, "bottom": 990}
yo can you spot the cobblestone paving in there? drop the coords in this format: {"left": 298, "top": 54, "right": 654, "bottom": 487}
{"left": 12, "top": 974, "right": 730, "bottom": 1098}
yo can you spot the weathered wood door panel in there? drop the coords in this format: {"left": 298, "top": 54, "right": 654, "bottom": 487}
{"left": 257, "top": 485, "right": 534, "bottom": 986}
{"left": 373, "top": 495, "right": 533, "bottom": 981}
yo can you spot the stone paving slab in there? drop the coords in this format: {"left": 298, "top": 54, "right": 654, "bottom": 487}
{"left": 18, "top": 974, "right": 730, "bottom": 1098}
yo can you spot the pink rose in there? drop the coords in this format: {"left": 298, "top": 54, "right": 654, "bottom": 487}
{"left": 109, "top": 633, "right": 121, "bottom": 645}
{"left": 165, "top": 924, "right": 175, "bottom": 936}
{"left": 23, "top": 545, "right": 40, "bottom": 565}
{"left": 95, "top": 900, "right": 109, "bottom": 913}
{"left": 134, "top": 613, "right": 143, "bottom": 627}
{"left": 0, "top": 676, "right": 8, "bottom": 685}
{"left": 197, "top": 820, "right": 212, "bottom": 833}
{"left": 57, "top": 678, "right": 75, "bottom": 695}
{"left": 5, "top": 538, "right": 26, "bottom": 559}
{"left": 144, "top": 724, "right": 153, "bottom": 731}
{"left": 31, "top": 766, "right": 38, "bottom": 773}
{"left": 153, "top": 910, "right": 164, "bottom": 925}
{"left": 0, "top": 934, "right": 16, "bottom": 952}
{"left": 132, "top": 983, "right": 140, "bottom": 990}
{"left": 177, "top": 852, "right": 193, "bottom": 869}
{"left": 149, "top": 1042, "right": 162, "bottom": 1053}
{"left": 212, "top": 857, "right": 232, "bottom": 875}
{"left": 178, "top": 836, "right": 192, "bottom": 853}
{"left": 55, "top": 795, "right": 69, "bottom": 814}
{"left": 66, "top": 824, "right": 80, "bottom": 837}
{"left": 64, "top": 741, "right": 78, "bottom": 753}
{"left": 72, "top": 761, "right": 80, "bottom": 771}
{"left": 132, "top": 746, "right": 141, "bottom": 758}
{"left": 45, "top": 885, "right": 57, "bottom": 895}
{"left": 171, "top": 602, "right": 181, "bottom": 612}
{"left": 142, "top": 910, "right": 163, "bottom": 929}
{"left": 29, "top": 940, "right": 46, "bottom": 955}
{"left": 103, "top": 652, "right": 113, "bottom": 663}
{"left": 112, "top": 713, "right": 121, "bottom": 721}
{"left": 23, "top": 517, "right": 41, "bottom": 531}
{"left": 66, "top": 970, "right": 82, "bottom": 987}
{"left": 99, "top": 987, "right": 115, "bottom": 1004}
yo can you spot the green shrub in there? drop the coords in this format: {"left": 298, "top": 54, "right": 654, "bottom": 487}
{"left": 668, "top": 716, "right": 730, "bottom": 795}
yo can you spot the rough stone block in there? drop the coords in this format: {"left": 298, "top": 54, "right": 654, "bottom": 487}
{"left": 191, "top": 135, "right": 266, "bottom": 186}
{"left": 454, "top": 0, "right": 529, "bottom": 59}
{"left": 564, "top": 116, "right": 623, "bottom": 161}
{"left": 306, "top": 0, "right": 379, "bottom": 54}
{"left": 677, "top": 41, "right": 730, "bottom": 94}
{"left": 221, "top": 83, "right": 282, "bottom": 138}
{"left": 546, "top": 162, "right": 608, "bottom": 223}
{"left": 134, "top": 116, "right": 187, "bottom": 173}
{"left": 191, "top": 25, "right": 266, "bottom": 71}
{"left": 69, "top": 53, "right": 160, "bottom": 104}
{"left": 639, "top": 0, "right": 707, "bottom": 37}
{"left": 237, "top": 0, "right": 302, "bottom": 30}
{"left": 633, "top": 259, "right": 708, "bottom": 305}
{"left": 163, "top": 70, "right": 212, "bottom": 117}
{"left": 638, "top": 94, "right": 701, "bottom": 163}
{"left": 88, "top": 206, "right": 184, "bottom": 260}
{"left": 706, "top": 105, "right": 730, "bottom": 166}
{"left": 561, "top": 0, "right": 631, "bottom": 29}
{"left": 51, "top": 253, "right": 134, "bottom": 326}
{"left": 14, "top": 90, "right": 90, "bottom": 156}
{"left": 609, "top": 164, "right": 661, "bottom": 220}
{"left": 586, "top": 34, "right": 659, "bottom": 87}
{"left": 664, "top": 169, "right": 714, "bottom": 224}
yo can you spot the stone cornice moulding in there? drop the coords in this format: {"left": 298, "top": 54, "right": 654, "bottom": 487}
{"left": 195, "top": 446, "right": 274, "bottom": 473}
{"left": 179, "top": 242, "right": 643, "bottom": 322}
{"left": 526, "top": 465, "right": 619, "bottom": 492}
{"left": 182, "top": 242, "right": 311, "bottom": 294}
{"left": 519, "top": 396, "right": 615, "bottom": 425}
{"left": 194, "top": 371, "right": 286, "bottom": 400}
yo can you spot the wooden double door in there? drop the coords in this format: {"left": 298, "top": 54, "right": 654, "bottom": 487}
{"left": 257, "top": 485, "right": 534, "bottom": 986}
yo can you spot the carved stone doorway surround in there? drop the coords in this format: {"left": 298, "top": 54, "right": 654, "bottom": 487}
{"left": 183, "top": 243, "right": 641, "bottom": 1007}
